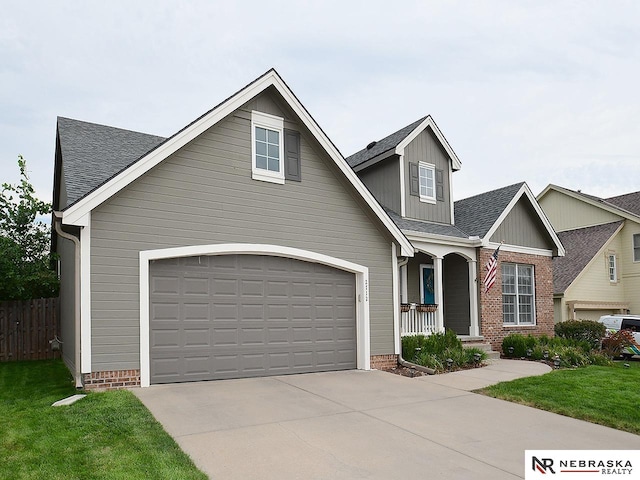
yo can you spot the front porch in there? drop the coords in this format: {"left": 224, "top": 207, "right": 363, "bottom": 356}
{"left": 399, "top": 247, "right": 479, "bottom": 337}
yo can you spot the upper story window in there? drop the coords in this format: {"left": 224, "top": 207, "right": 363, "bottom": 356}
{"left": 608, "top": 254, "right": 617, "bottom": 282}
{"left": 251, "top": 111, "right": 284, "bottom": 184}
{"left": 502, "top": 263, "right": 535, "bottom": 325}
{"left": 418, "top": 161, "right": 435, "bottom": 203}
{"left": 634, "top": 234, "right": 640, "bottom": 262}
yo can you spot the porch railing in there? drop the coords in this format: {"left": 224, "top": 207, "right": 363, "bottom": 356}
{"left": 400, "top": 303, "right": 438, "bottom": 336}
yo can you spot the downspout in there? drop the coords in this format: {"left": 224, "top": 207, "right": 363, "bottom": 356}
{"left": 396, "top": 256, "right": 436, "bottom": 375}
{"left": 53, "top": 214, "right": 83, "bottom": 389}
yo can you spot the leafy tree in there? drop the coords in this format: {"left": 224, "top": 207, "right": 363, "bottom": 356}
{"left": 0, "top": 156, "right": 59, "bottom": 300}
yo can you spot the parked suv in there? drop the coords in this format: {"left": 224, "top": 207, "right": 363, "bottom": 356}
{"left": 598, "top": 315, "right": 640, "bottom": 358}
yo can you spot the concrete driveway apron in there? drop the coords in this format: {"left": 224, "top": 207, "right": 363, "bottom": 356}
{"left": 134, "top": 364, "right": 640, "bottom": 480}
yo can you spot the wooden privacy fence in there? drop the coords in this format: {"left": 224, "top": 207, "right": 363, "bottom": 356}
{"left": 0, "top": 298, "right": 60, "bottom": 362}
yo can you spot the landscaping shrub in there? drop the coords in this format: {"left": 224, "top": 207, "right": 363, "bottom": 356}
{"left": 554, "top": 346, "right": 590, "bottom": 368}
{"left": 601, "top": 329, "right": 637, "bottom": 359}
{"left": 554, "top": 320, "right": 605, "bottom": 349}
{"left": 402, "top": 330, "right": 486, "bottom": 373}
{"left": 402, "top": 330, "right": 462, "bottom": 361}
{"left": 502, "top": 334, "right": 536, "bottom": 358}
{"left": 402, "top": 334, "right": 425, "bottom": 361}
{"left": 502, "top": 333, "right": 610, "bottom": 368}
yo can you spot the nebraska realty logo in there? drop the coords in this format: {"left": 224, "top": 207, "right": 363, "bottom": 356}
{"left": 525, "top": 451, "right": 640, "bottom": 478}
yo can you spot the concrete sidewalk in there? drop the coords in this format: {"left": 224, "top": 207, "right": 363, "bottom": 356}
{"left": 135, "top": 361, "right": 639, "bottom": 480}
{"left": 418, "top": 358, "right": 552, "bottom": 391}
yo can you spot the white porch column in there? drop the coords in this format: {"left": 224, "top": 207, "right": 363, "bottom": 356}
{"left": 434, "top": 256, "right": 444, "bottom": 332}
{"left": 468, "top": 259, "right": 479, "bottom": 337}
{"left": 400, "top": 264, "right": 408, "bottom": 303}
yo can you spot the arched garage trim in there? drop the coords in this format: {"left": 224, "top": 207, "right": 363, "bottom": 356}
{"left": 139, "top": 243, "right": 371, "bottom": 387}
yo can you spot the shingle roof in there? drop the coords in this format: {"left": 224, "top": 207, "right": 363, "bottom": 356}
{"left": 453, "top": 182, "right": 525, "bottom": 238}
{"left": 57, "top": 117, "right": 166, "bottom": 208}
{"left": 546, "top": 185, "right": 640, "bottom": 220}
{"left": 552, "top": 221, "right": 623, "bottom": 294}
{"left": 346, "top": 117, "right": 427, "bottom": 168}
{"left": 385, "top": 209, "right": 469, "bottom": 239}
{"left": 605, "top": 191, "right": 640, "bottom": 217}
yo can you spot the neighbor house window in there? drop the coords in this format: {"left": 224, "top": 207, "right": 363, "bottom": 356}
{"left": 502, "top": 263, "right": 535, "bottom": 325}
{"left": 634, "top": 234, "right": 640, "bottom": 262}
{"left": 418, "top": 162, "right": 435, "bottom": 203}
{"left": 251, "top": 111, "right": 284, "bottom": 184}
{"left": 608, "top": 254, "right": 617, "bottom": 282}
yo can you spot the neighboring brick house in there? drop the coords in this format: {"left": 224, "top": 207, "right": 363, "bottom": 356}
{"left": 348, "top": 122, "right": 564, "bottom": 351}
{"left": 538, "top": 185, "right": 640, "bottom": 322}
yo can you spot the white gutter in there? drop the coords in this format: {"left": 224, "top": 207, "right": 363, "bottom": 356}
{"left": 53, "top": 214, "right": 83, "bottom": 389}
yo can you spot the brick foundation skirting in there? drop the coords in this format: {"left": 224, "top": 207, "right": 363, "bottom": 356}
{"left": 83, "top": 369, "right": 141, "bottom": 391}
{"left": 370, "top": 354, "right": 398, "bottom": 370}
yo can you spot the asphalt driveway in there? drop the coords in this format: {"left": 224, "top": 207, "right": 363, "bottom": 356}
{"left": 135, "top": 364, "right": 640, "bottom": 479}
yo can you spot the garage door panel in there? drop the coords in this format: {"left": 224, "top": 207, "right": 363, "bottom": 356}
{"left": 183, "top": 277, "right": 210, "bottom": 295}
{"left": 183, "top": 302, "right": 210, "bottom": 320}
{"left": 151, "top": 275, "right": 180, "bottom": 295}
{"left": 150, "top": 254, "right": 356, "bottom": 384}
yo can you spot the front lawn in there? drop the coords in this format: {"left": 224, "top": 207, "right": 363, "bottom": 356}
{"left": 478, "top": 361, "right": 640, "bottom": 435}
{"left": 0, "top": 360, "right": 207, "bottom": 480}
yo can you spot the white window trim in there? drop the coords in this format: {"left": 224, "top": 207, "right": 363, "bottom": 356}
{"left": 502, "top": 263, "right": 536, "bottom": 326}
{"left": 633, "top": 233, "right": 640, "bottom": 263}
{"left": 608, "top": 254, "right": 618, "bottom": 283}
{"left": 251, "top": 111, "right": 285, "bottom": 184}
{"left": 418, "top": 161, "right": 436, "bottom": 204}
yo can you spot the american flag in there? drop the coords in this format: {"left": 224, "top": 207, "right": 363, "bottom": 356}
{"left": 483, "top": 245, "right": 501, "bottom": 293}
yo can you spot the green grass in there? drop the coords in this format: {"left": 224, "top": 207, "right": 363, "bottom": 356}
{"left": 0, "top": 360, "right": 207, "bottom": 480}
{"left": 478, "top": 361, "right": 640, "bottom": 435}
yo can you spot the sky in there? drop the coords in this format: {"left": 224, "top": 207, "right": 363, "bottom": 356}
{"left": 2, "top": 1, "right": 639, "bottom": 211}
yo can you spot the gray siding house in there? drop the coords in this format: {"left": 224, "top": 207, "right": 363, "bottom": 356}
{"left": 347, "top": 119, "right": 564, "bottom": 350}
{"left": 52, "top": 70, "right": 413, "bottom": 389}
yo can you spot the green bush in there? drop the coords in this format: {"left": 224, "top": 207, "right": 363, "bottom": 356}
{"left": 502, "top": 334, "right": 536, "bottom": 358}
{"left": 554, "top": 320, "right": 605, "bottom": 349}
{"left": 402, "top": 330, "right": 484, "bottom": 373}
{"left": 502, "top": 332, "right": 611, "bottom": 368}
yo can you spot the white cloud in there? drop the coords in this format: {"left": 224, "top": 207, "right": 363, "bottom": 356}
{"left": 1, "top": 0, "right": 639, "bottom": 205}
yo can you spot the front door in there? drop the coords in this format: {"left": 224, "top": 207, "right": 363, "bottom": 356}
{"left": 421, "top": 265, "right": 435, "bottom": 304}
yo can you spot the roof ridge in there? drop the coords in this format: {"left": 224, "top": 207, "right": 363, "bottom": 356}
{"left": 57, "top": 116, "right": 166, "bottom": 139}
{"left": 346, "top": 115, "right": 428, "bottom": 167}
{"left": 455, "top": 181, "right": 524, "bottom": 204}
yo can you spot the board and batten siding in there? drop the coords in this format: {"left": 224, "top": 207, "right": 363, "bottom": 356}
{"left": 539, "top": 190, "right": 623, "bottom": 232}
{"left": 490, "top": 198, "right": 554, "bottom": 250}
{"left": 88, "top": 90, "right": 396, "bottom": 372}
{"left": 403, "top": 128, "right": 451, "bottom": 223}
{"left": 358, "top": 156, "right": 401, "bottom": 215}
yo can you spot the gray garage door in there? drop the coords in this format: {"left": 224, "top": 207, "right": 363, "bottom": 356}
{"left": 149, "top": 254, "right": 356, "bottom": 384}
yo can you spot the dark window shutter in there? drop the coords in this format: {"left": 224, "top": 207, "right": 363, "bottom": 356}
{"left": 409, "top": 162, "right": 419, "bottom": 196}
{"left": 436, "top": 168, "right": 444, "bottom": 201}
{"left": 284, "top": 129, "right": 301, "bottom": 182}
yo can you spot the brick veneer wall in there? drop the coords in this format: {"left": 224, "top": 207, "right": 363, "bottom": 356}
{"left": 83, "top": 369, "right": 141, "bottom": 391}
{"left": 478, "top": 248, "right": 554, "bottom": 351}
{"left": 370, "top": 354, "right": 398, "bottom": 370}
